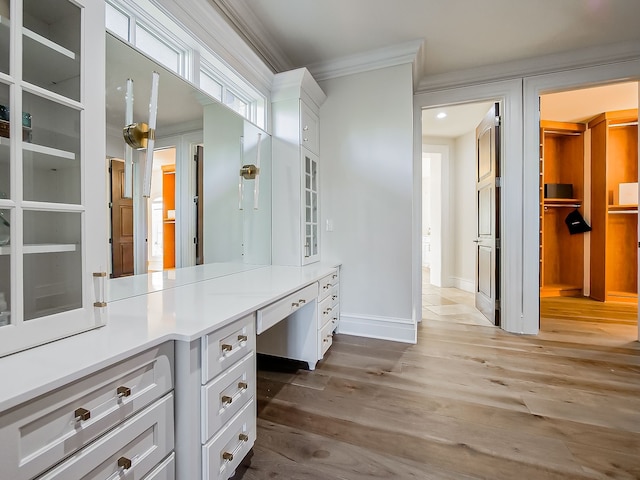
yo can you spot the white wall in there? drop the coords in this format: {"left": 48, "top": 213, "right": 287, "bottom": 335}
{"left": 319, "top": 64, "right": 415, "bottom": 343}
{"left": 452, "top": 131, "right": 476, "bottom": 292}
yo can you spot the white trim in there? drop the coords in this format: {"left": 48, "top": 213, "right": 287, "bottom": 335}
{"left": 308, "top": 40, "right": 424, "bottom": 83}
{"left": 523, "top": 58, "right": 640, "bottom": 337}
{"left": 338, "top": 313, "right": 416, "bottom": 344}
{"left": 151, "top": 0, "right": 274, "bottom": 99}
{"left": 451, "top": 276, "right": 474, "bottom": 293}
{"left": 418, "top": 40, "right": 640, "bottom": 93}
{"left": 414, "top": 79, "right": 524, "bottom": 334}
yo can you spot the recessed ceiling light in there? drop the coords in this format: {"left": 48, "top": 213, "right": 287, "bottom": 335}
{"left": 436, "top": 112, "right": 447, "bottom": 119}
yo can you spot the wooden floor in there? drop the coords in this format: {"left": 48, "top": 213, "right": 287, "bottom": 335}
{"left": 233, "top": 286, "right": 640, "bottom": 479}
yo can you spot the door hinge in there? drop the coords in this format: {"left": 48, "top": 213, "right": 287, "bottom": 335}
{"left": 496, "top": 238, "right": 501, "bottom": 249}
{"left": 495, "top": 299, "right": 501, "bottom": 311}
{"left": 108, "top": 202, "right": 113, "bottom": 208}
{"left": 495, "top": 115, "right": 501, "bottom": 127}
{"left": 193, "top": 196, "right": 199, "bottom": 204}
{"left": 495, "top": 177, "right": 502, "bottom": 188}
{"left": 108, "top": 238, "right": 112, "bottom": 244}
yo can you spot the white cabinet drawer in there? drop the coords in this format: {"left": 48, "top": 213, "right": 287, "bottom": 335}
{"left": 203, "top": 399, "right": 256, "bottom": 480}
{"left": 318, "top": 294, "right": 336, "bottom": 329}
{"left": 330, "top": 303, "right": 340, "bottom": 331}
{"left": 38, "top": 393, "right": 174, "bottom": 479}
{"left": 142, "top": 453, "right": 175, "bottom": 480}
{"left": 202, "top": 352, "right": 255, "bottom": 443}
{"left": 202, "top": 314, "right": 255, "bottom": 384}
{"left": 300, "top": 101, "right": 319, "bottom": 155}
{"left": 318, "top": 318, "right": 334, "bottom": 358}
{"left": 318, "top": 270, "right": 338, "bottom": 301}
{"left": 0, "top": 342, "right": 174, "bottom": 480}
{"left": 329, "top": 284, "right": 340, "bottom": 307}
{"left": 256, "top": 282, "right": 318, "bottom": 334}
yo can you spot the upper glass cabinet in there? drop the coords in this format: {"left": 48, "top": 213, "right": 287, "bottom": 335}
{"left": 0, "top": 0, "right": 106, "bottom": 357}
{"left": 23, "top": 0, "right": 81, "bottom": 101}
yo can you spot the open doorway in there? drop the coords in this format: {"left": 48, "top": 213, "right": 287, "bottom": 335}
{"left": 421, "top": 101, "right": 497, "bottom": 327}
{"left": 538, "top": 81, "right": 638, "bottom": 340}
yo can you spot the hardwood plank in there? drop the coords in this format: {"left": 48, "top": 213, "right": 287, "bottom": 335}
{"left": 245, "top": 282, "right": 640, "bottom": 479}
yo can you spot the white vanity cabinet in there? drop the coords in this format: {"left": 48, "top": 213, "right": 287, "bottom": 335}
{"left": 0, "top": 342, "right": 175, "bottom": 479}
{"left": 174, "top": 314, "right": 256, "bottom": 480}
{"left": 317, "top": 269, "right": 340, "bottom": 357}
{"left": 272, "top": 68, "right": 326, "bottom": 266}
{"left": 0, "top": 0, "right": 107, "bottom": 357}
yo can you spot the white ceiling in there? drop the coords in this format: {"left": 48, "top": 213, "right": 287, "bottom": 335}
{"left": 212, "top": 0, "right": 640, "bottom": 81}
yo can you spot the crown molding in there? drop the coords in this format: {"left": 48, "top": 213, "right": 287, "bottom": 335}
{"left": 417, "top": 40, "right": 640, "bottom": 93}
{"left": 306, "top": 39, "right": 425, "bottom": 83}
{"left": 208, "top": 0, "right": 294, "bottom": 74}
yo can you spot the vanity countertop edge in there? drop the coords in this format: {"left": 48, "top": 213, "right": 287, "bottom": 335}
{"left": 0, "top": 263, "right": 338, "bottom": 412}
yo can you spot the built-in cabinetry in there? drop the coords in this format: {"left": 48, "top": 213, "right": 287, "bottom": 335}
{"left": 162, "top": 164, "right": 176, "bottom": 270}
{"left": 539, "top": 121, "right": 586, "bottom": 297}
{"left": 0, "top": 342, "right": 174, "bottom": 479}
{"left": 256, "top": 267, "right": 340, "bottom": 370}
{"left": 589, "top": 109, "right": 638, "bottom": 303}
{"left": 272, "top": 68, "right": 326, "bottom": 266}
{"left": 0, "top": 0, "right": 106, "bottom": 357}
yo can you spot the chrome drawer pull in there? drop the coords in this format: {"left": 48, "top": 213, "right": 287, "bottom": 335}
{"left": 117, "top": 386, "right": 131, "bottom": 398}
{"left": 221, "top": 344, "right": 233, "bottom": 352}
{"left": 299, "top": 299, "right": 306, "bottom": 304}
{"left": 222, "top": 395, "right": 233, "bottom": 406}
{"left": 239, "top": 433, "right": 249, "bottom": 442}
{"left": 323, "top": 284, "right": 331, "bottom": 290}
{"left": 332, "top": 274, "right": 338, "bottom": 279}
{"left": 324, "top": 307, "right": 333, "bottom": 314}
{"left": 238, "top": 381, "right": 248, "bottom": 390}
{"left": 303, "top": 125, "right": 309, "bottom": 131}
{"left": 323, "top": 338, "right": 328, "bottom": 343}
{"left": 118, "top": 457, "right": 132, "bottom": 470}
{"left": 74, "top": 407, "right": 90, "bottom": 422}
{"left": 292, "top": 302, "right": 299, "bottom": 308}
{"left": 222, "top": 452, "right": 234, "bottom": 461}
{"left": 237, "top": 334, "right": 248, "bottom": 342}
{"left": 332, "top": 295, "right": 338, "bottom": 300}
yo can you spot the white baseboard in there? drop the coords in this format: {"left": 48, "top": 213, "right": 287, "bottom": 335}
{"left": 337, "top": 313, "right": 416, "bottom": 344}
{"left": 451, "top": 276, "right": 474, "bottom": 293}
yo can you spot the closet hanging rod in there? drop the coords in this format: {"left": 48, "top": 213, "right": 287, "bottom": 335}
{"left": 609, "top": 121, "right": 638, "bottom": 128}
{"left": 608, "top": 210, "right": 638, "bottom": 214}
{"left": 544, "top": 203, "right": 581, "bottom": 209}
{"left": 544, "top": 130, "right": 582, "bottom": 136}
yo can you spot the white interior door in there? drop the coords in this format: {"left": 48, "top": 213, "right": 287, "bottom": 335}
{"left": 475, "top": 103, "right": 501, "bottom": 326}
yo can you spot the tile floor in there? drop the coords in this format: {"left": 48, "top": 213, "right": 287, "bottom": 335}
{"left": 422, "top": 267, "right": 493, "bottom": 327}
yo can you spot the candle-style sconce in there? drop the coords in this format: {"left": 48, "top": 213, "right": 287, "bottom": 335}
{"left": 122, "top": 71, "right": 160, "bottom": 198}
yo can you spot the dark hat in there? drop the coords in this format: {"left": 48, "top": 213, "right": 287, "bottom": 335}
{"left": 565, "top": 209, "right": 591, "bottom": 235}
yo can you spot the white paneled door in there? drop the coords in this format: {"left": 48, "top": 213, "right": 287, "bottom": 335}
{"left": 475, "top": 103, "right": 501, "bottom": 325}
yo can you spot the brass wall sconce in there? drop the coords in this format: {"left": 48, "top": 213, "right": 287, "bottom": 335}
{"left": 238, "top": 133, "right": 262, "bottom": 210}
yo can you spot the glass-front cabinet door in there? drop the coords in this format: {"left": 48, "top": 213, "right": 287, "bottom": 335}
{"left": 0, "top": 0, "right": 106, "bottom": 357}
{"left": 302, "top": 148, "right": 319, "bottom": 265}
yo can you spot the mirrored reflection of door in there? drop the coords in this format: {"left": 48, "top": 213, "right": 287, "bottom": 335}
{"left": 475, "top": 103, "right": 501, "bottom": 325}
{"left": 110, "top": 159, "right": 134, "bottom": 278}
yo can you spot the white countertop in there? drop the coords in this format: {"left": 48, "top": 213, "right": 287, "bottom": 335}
{"left": 0, "top": 263, "right": 337, "bottom": 412}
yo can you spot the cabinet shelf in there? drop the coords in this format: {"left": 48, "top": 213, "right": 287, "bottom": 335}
{"left": 0, "top": 243, "right": 77, "bottom": 256}
{"left": 22, "top": 26, "right": 79, "bottom": 100}
{"left": 23, "top": 142, "right": 75, "bottom": 161}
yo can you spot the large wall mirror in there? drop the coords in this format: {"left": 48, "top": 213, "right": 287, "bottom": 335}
{"left": 105, "top": 33, "right": 271, "bottom": 297}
